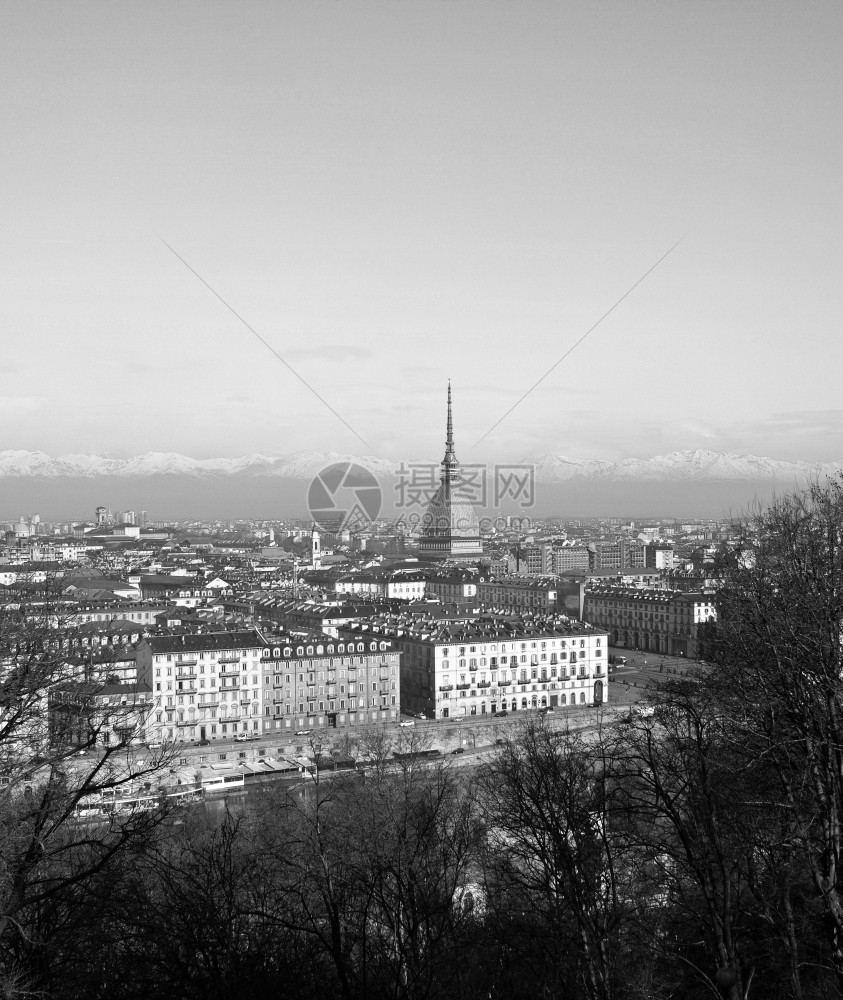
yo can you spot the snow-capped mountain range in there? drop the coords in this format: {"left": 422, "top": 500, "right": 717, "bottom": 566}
{"left": 0, "top": 449, "right": 837, "bottom": 482}
{"left": 531, "top": 450, "right": 840, "bottom": 483}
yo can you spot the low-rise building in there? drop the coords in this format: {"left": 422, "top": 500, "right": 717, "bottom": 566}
{"left": 335, "top": 572, "right": 427, "bottom": 601}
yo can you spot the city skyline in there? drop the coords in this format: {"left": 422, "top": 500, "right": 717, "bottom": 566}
{"left": 2, "top": 3, "right": 842, "bottom": 465}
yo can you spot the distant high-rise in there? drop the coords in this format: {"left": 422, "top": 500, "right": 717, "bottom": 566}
{"left": 418, "top": 383, "right": 484, "bottom": 561}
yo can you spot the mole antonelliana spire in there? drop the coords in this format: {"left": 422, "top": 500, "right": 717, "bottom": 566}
{"left": 418, "top": 383, "right": 484, "bottom": 561}
{"left": 443, "top": 380, "right": 457, "bottom": 466}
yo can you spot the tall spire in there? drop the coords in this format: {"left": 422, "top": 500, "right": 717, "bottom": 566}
{"left": 443, "top": 381, "right": 457, "bottom": 466}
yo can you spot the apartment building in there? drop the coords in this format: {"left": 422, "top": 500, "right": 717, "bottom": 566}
{"left": 343, "top": 612, "right": 608, "bottom": 720}
{"left": 552, "top": 546, "right": 590, "bottom": 573}
{"left": 260, "top": 633, "right": 401, "bottom": 734}
{"left": 476, "top": 579, "right": 558, "bottom": 613}
{"left": 136, "top": 628, "right": 402, "bottom": 743}
{"left": 589, "top": 540, "right": 647, "bottom": 571}
{"left": 137, "top": 630, "right": 267, "bottom": 743}
{"left": 424, "top": 575, "right": 478, "bottom": 605}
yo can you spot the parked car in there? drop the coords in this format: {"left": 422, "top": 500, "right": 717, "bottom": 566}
{"left": 451, "top": 747, "right": 465, "bottom": 755}
{"left": 399, "top": 720, "right": 415, "bottom": 728}
{"left": 195, "top": 739, "right": 211, "bottom": 747}
{"left": 234, "top": 734, "right": 249, "bottom": 742}
{"left": 295, "top": 729, "right": 310, "bottom": 736}
{"left": 494, "top": 710, "right": 508, "bottom": 717}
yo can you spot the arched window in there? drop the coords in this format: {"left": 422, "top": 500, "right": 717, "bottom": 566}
{"left": 283, "top": 648, "right": 291, "bottom": 657}
{"left": 296, "top": 647, "right": 304, "bottom": 656}
{"left": 306, "top": 646, "right": 314, "bottom": 656}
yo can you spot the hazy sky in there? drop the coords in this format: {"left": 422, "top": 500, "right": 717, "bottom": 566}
{"left": 2, "top": 2, "right": 842, "bottom": 465}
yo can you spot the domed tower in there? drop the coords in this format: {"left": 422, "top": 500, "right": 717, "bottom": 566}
{"left": 418, "top": 383, "right": 484, "bottom": 561}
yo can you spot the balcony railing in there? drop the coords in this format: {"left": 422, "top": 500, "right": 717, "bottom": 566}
{"left": 477, "top": 681, "right": 491, "bottom": 689}
{"left": 456, "top": 684, "right": 470, "bottom": 691}
{"left": 439, "top": 685, "right": 454, "bottom": 692}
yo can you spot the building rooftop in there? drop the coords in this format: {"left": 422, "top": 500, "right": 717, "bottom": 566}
{"left": 343, "top": 611, "right": 602, "bottom": 644}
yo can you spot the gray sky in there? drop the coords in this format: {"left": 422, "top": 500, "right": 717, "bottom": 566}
{"left": 2, "top": 1, "right": 841, "bottom": 464}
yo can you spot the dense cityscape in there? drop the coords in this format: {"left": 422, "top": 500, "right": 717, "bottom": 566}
{"left": 4, "top": 1, "right": 842, "bottom": 996}
{"left": 4, "top": 391, "right": 843, "bottom": 998}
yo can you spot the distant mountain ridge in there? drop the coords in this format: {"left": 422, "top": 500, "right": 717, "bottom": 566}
{"left": 531, "top": 449, "right": 838, "bottom": 482}
{"left": 0, "top": 448, "right": 837, "bottom": 482}
{"left": 0, "top": 450, "right": 398, "bottom": 479}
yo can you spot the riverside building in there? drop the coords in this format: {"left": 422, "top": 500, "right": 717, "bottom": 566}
{"left": 342, "top": 612, "right": 608, "bottom": 720}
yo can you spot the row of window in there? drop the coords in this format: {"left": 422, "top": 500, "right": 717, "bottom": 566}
{"left": 264, "top": 641, "right": 390, "bottom": 658}
{"left": 441, "top": 638, "right": 600, "bottom": 656}
{"left": 442, "top": 649, "right": 596, "bottom": 669}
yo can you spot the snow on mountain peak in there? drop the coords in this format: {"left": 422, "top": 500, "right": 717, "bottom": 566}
{"left": 0, "top": 449, "right": 839, "bottom": 482}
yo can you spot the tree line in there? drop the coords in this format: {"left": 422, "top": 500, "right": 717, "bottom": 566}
{"left": 3, "top": 478, "right": 843, "bottom": 998}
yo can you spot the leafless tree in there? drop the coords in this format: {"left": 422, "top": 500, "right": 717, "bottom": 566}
{"left": 477, "top": 719, "right": 630, "bottom": 1000}
{"left": 0, "top": 595, "right": 174, "bottom": 990}
{"left": 702, "top": 476, "right": 843, "bottom": 991}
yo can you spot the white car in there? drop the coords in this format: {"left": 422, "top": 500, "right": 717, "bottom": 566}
{"left": 234, "top": 734, "right": 249, "bottom": 742}
{"left": 399, "top": 720, "right": 415, "bottom": 728}
{"left": 295, "top": 729, "right": 310, "bottom": 736}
